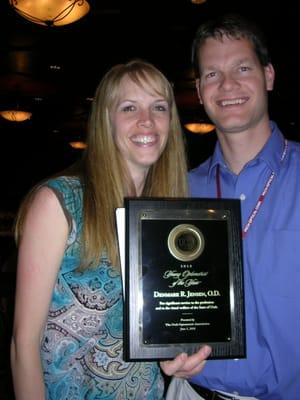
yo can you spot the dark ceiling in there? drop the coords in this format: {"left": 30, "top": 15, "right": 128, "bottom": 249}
{"left": 0, "top": 0, "right": 299, "bottom": 212}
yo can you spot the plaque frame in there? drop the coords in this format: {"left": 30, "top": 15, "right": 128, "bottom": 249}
{"left": 122, "top": 198, "right": 246, "bottom": 361}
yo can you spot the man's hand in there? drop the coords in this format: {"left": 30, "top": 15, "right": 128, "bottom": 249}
{"left": 160, "top": 345, "right": 211, "bottom": 379}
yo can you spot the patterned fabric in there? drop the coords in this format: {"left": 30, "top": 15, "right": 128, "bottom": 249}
{"left": 41, "top": 177, "right": 164, "bottom": 400}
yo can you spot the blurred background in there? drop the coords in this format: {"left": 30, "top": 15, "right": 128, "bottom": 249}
{"left": 0, "top": 1, "right": 299, "bottom": 398}
{"left": 0, "top": 0, "right": 299, "bottom": 213}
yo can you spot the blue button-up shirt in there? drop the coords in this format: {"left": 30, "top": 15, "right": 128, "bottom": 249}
{"left": 188, "top": 122, "right": 300, "bottom": 400}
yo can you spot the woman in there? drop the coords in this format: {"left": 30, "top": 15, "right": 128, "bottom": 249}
{"left": 11, "top": 59, "right": 209, "bottom": 399}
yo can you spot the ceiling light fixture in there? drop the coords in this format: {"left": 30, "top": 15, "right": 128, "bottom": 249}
{"left": 0, "top": 109, "right": 32, "bottom": 122}
{"left": 184, "top": 122, "right": 215, "bottom": 134}
{"left": 191, "top": 0, "right": 207, "bottom": 4}
{"left": 9, "top": 0, "right": 90, "bottom": 27}
{"left": 69, "top": 141, "right": 87, "bottom": 149}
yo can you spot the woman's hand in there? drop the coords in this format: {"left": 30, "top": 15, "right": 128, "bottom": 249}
{"left": 160, "top": 345, "right": 211, "bottom": 379}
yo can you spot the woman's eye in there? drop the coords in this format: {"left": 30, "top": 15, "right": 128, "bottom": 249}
{"left": 122, "top": 105, "right": 136, "bottom": 112}
{"left": 154, "top": 104, "right": 168, "bottom": 112}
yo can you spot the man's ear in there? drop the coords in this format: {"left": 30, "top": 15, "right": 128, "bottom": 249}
{"left": 265, "top": 63, "right": 275, "bottom": 91}
{"left": 195, "top": 78, "right": 203, "bottom": 104}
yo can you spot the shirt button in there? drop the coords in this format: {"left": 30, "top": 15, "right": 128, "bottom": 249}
{"left": 240, "top": 193, "right": 246, "bottom": 201}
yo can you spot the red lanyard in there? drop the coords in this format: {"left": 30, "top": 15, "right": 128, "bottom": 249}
{"left": 216, "top": 139, "right": 288, "bottom": 238}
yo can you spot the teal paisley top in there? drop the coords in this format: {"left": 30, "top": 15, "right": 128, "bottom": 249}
{"left": 41, "top": 177, "right": 164, "bottom": 399}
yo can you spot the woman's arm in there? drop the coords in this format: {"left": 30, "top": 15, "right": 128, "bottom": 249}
{"left": 11, "top": 187, "right": 69, "bottom": 400}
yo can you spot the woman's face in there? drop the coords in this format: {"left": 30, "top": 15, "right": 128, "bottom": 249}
{"left": 110, "top": 75, "right": 170, "bottom": 184}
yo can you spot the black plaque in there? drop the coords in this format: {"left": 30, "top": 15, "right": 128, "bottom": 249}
{"left": 122, "top": 198, "right": 245, "bottom": 361}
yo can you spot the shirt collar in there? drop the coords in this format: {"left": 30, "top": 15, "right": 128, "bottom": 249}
{"left": 207, "top": 121, "right": 286, "bottom": 181}
{"left": 257, "top": 121, "right": 286, "bottom": 175}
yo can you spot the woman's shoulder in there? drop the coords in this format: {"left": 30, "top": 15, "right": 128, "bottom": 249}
{"left": 45, "top": 175, "right": 82, "bottom": 192}
{"left": 41, "top": 176, "right": 83, "bottom": 219}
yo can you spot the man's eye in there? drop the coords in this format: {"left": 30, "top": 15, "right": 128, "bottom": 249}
{"left": 239, "top": 66, "right": 250, "bottom": 72}
{"left": 206, "top": 71, "right": 216, "bottom": 79}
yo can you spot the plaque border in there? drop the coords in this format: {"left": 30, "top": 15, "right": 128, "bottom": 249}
{"left": 123, "top": 198, "right": 246, "bottom": 361}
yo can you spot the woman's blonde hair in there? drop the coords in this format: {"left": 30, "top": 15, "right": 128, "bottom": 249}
{"left": 15, "top": 59, "right": 188, "bottom": 268}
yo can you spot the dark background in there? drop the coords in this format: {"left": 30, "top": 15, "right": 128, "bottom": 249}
{"left": 0, "top": 0, "right": 299, "bottom": 213}
{"left": 0, "top": 1, "right": 299, "bottom": 398}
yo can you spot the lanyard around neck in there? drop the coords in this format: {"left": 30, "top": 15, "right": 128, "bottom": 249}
{"left": 216, "top": 139, "right": 288, "bottom": 238}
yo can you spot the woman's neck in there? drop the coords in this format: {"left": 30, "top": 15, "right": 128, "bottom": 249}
{"left": 131, "top": 169, "right": 148, "bottom": 196}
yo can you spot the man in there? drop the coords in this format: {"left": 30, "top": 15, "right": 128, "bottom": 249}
{"left": 187, "top": 13, "right": 300, "bottom": 400}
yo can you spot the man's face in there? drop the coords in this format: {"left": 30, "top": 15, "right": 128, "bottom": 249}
{"left": 196, "top": 36, "right": 274, "bottom": 135}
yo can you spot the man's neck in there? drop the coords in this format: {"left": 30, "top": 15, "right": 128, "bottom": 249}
{"left": 217, "top": 121, "right": 272, "bottom": 174}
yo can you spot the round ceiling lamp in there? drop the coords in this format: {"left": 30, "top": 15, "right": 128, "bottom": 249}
{"left": 69, "top": 141, "right": 87, "bottom": 149}
{"left": 0, "top": 109, "right": 32, "bottom": 122}
{"left": 9, "top": 0, "right": 90, "bottom": 27}
{"left": 184, "top": 122, "right": 215, "bottom": 134}
{"left": 191, "top": 0, "right": 207, "bottom": 4}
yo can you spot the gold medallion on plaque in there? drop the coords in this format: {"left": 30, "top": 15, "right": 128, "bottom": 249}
{"left": 167, "top": 224, "right": 205, "bottom": 262}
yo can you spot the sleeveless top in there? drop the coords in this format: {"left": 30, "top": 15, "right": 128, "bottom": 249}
{"left": 41, "top": 176, "right": 164, "bottom": 400}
